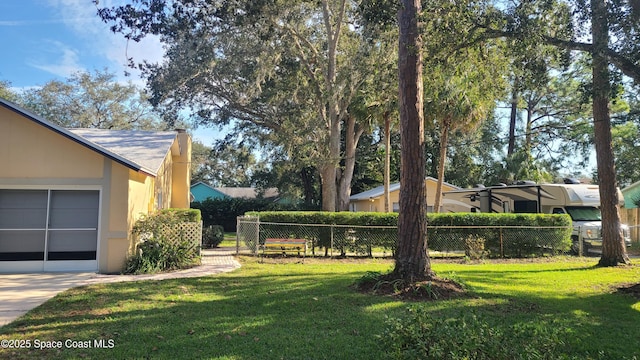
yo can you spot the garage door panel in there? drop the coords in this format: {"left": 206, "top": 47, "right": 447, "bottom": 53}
{"left": 0, "top": 190, "right": 48, "bottom": 229}
{"left": 49, "top": 191, "right": 99, "bottom": 228}
{"left": 0, "top": 190, "right": 48, "bottom": 207}
{"left": 0, "top": 189, "right": 100, "bottom": 271}
{"left": 0, "top": 230, "right": 46, "bottom": 261}
{"left": 0, "top": 209, "right": 48, "bottom": 228}
{"left": 49, "top": 209, "right": 99, "bottom": 228}
{"left": 47, "top": 230, "right": 97, "bottom": 251}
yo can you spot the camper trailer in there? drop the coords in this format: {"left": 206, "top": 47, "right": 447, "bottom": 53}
{"left": 442, "top": 181, "right": 631, "bottom": 254}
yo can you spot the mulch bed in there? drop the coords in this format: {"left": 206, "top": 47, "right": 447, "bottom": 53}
{"left": 354, "top": 273, "right": 468, "bottom": 301}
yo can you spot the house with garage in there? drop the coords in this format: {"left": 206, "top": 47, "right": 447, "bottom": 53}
{"left": 349, "top": 177, "right": 460, "bottom": 212}
{"left": 0, "top": 98, "right": 191, "bottom": 273}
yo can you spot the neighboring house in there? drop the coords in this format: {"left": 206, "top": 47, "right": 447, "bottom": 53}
{"left": 0, "top": 98, "right": 191, "bottom": 273}
{"left": 621, "top": 181, "right": 640, "bottom": 242}
{"left": 191, "top": 182, "right": 229, "bottom": 202}
{"left": 622, "top": 181, "right": 640, "bottom": 209}
{"left": 349, "top": 177, "right": 460, "bottom": 212}
{"left": 190, "top": 182, "right": 280, "bottom": 202}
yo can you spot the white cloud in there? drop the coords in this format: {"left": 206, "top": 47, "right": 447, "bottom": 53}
{"left": 29, "top": 40, "right": 85, "bottom": 78}
{"left": 46, "top": 0, "right": 165, "bottom": 84}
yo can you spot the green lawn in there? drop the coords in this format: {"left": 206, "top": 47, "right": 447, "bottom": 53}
{"left": 1, "top": 256, "right": 640, "bottom": 359}
{"left": 217, "top": 233, "right": 237, "bottom": 248}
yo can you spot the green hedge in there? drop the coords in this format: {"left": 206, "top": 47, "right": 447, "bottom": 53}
{"left": 247, "top": 211, "right": 572, "bottom": 258}
{"left": 159, "top": 208, "right": 202, "bottom": 222}
{"left": 426, "top": 213, "right": 572, "bottom": 257}
{"left": 250, "top": 211, "right": 571, "bottom": 227}
{"left": 247, "top": 211, "right": 398, "bottom": 226}
{"left": 192, "top": 198, "right": 305, "bottom": 232}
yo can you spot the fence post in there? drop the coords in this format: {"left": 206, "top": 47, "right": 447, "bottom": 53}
{"left": 330, "top": 225, "right": 334, "bottom": 258}
{"left": 500, "top": 227, "right": 504, "bottom": 258}
{"left": 235, "top": 217, "right": 240, "bottom": 255}
{"left": 578, "top": 225, "right": 583, "bottom": 257}
{"left": 199, "top": 221, "right": 203, "bottom": 256}
{"left": 256, "top": 217, "right": 261, "bottom": 255}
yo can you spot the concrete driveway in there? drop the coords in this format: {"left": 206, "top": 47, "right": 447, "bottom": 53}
{"left": 0, "top": 272, "right": 95, "bottom": 326}
{"left": 0, "top": 248, "right": 241, "bottom": 327}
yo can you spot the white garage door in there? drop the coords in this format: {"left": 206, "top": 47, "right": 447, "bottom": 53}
{"left": 0, "top": 189, "right": 99, "bottom": 272}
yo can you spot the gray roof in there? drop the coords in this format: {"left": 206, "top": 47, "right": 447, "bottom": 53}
{"left": 349, "top": 177, "right": 460, "bottom": 201}
{"left": 69, "top": 128, "right": 177, "bottom": 175}
{"left": 350, "top": 183, "right": 401, "bottom": 201}
{"left": 215, "top": 187, "right": 280, "bottom": 199}
{"left": 0, "top": 97, "right": 176, "bottom": 177}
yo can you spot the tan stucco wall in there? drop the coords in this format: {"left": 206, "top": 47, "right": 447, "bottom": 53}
{"left": 100, "top": 163, "right": 131, "bottom": 273}
{"left": 103, "top": 134, "right": 193, "bottom": 273}
{"left": 0, "top": 107, "right": 103, "bottom": 178}
{"left": 102, "top": 165, "right": 157, "bottom": 273}
{"left": 171, "top": 131, "right": 192, "bottom": 208}
{"left": 155, "top": 154, "right": 173, "bottom": 209}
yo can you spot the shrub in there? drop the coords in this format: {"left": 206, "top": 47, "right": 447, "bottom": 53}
{"left": 192, "top": 198, "right": 308, "bottom": 231}
{"left": 123, "top": 210, "right": 201, "bottom": 274}
{"left": 158, "top": 208, "right": 202, "bottom": 222}
{"left": 202, "top": 225, "right": 225, "bottom": 248}
{"left": 380, "top": 307, "right": 573, "bottom": 360}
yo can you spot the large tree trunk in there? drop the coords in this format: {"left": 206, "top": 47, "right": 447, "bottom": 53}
{"left": 318, "top": 111, "right": 341, "bottom": 212}
{"left": 525, "top": 107, "right": 533, "bottom": 153}
{"left": 318, "top": 0, "right": 345, "bottom": 212}
{"left": 395, "top": 0, "right": 433, "bottom": 280}
{"left": 320, "top": 164, "right": 337, "bottom": 211}
{"left": 384, "top": 112, "right": 392, "bottom": 212}
{"left": 319, "top": 111, "right": 340, "bottom": 212}
{"left": 591, "top": 0, "right": 630, "bottom": 266}
{"left": 300, "top": 167, "right": 317, "bottom": 208}
{"left": 338, "top": 115, "right": 365, "bottom": 211}
{"left": 508, "top": 87, "right": 518, "bottom": 156}
{"left": 433, "top": 118, "right": 451, "bottom": 213}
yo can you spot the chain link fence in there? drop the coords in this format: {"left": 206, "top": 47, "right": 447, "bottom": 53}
{"left": 236, "top": 216, "right": 573, "bottom": 259}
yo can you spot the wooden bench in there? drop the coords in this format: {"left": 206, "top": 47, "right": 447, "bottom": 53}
{"left": 261, "top": 238, "right": 307, "bottom": 260}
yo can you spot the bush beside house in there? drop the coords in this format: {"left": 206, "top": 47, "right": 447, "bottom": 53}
{"left": 123, "top": 209, "right": 202, "bottom": 274}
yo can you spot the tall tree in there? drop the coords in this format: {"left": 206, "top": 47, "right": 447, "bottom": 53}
{"left": 395, "top": 0, "right": 432, "bottom": 279}
{"left": 611, "top": 121, "right": 640, "bottom": 187}
{"left": 98, "top": 0, "right": 381, "bottom": 212}
{"left": 191, "top": 139, "right": 266, "bottom": 187}
{"left": 591, "top": 0, "right": 630, "bottom": 265}
{"left": 435, "top": 0, "right": 637, "bottom": 265}
{"left": 18, "top": 69, "right": 164, "bottom": 130}
{"left": 0, "top": 80, "right": 18, "bottom": 102}
{"left": 611, "top": 86, "right": 640, "bottom": 187}
{"left": 423, "top": 47, "right": 507, "bottom": 212}
{"left": 353, "top": 24, "right": 399, "bottom": 211}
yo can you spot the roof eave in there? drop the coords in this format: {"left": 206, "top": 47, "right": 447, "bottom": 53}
{"left": 0, "top": 98, "right": 156, "bottom": 177}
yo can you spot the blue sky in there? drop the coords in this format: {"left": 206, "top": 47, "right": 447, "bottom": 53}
{"left": 0, "top": 0, "right": 220, "bottom": 144}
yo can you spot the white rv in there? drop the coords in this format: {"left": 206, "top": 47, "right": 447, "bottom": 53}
{"left": 442, "top": 181, "right": 631, "bottom": 254}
